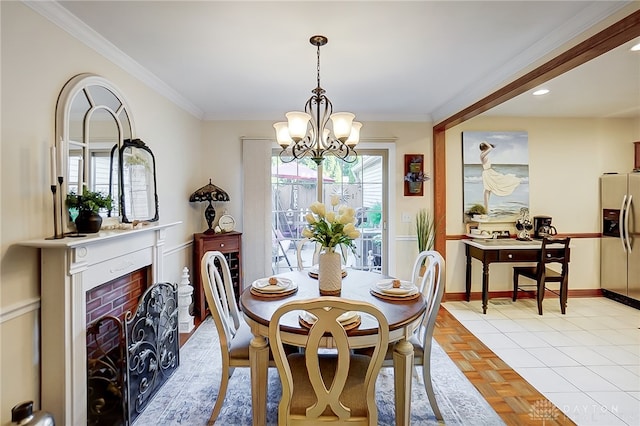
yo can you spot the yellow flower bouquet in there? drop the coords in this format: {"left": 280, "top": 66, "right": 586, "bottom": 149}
{"left": 302, "top": 195, "right": 361, "bottom": 258}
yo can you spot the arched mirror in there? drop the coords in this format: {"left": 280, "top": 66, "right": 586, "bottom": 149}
{"left": 56, "top": 73, "right": 136, "bottom": 230}
{"left": 119, "top": 138, "right": 159, "bottom": 223}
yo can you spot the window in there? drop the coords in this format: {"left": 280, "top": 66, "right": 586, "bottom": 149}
{"left": 271, "top": 150, "right": 388, "bottom": 274}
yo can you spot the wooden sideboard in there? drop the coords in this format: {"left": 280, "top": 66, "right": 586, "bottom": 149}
{"left": 193, "top": 231, "right": 243, "bottom": 321}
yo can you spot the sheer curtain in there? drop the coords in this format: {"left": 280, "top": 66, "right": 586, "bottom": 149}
{"left": 242, "top": 138, "right": 275, "bottom": 284}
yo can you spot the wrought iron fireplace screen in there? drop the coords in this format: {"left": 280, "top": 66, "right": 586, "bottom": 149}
{"left": 87, "top": 282, "right": 179, "bottom": 425}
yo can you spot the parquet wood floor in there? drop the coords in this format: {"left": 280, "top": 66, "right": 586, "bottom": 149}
{"left": 434, "top": 307, "right": 577, "bottom": 425}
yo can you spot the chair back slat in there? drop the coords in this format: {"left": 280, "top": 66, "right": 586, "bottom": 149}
{"left": 538, "top": 237, "right": 571, "bottom": 279}
{"left": 269, "top": 297, "right": 389, "bottom": 424}
{"left": 413, "top": 251, "right": 446, "bottom": 349}
{"left": 296, "top": 238, "right": 322, "bottom": 270}
{"left": 201, "top": 251, "right": 240, "bottom": 350}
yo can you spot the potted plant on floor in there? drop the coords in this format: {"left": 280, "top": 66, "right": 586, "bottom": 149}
{"left": 415, "top": 208, "right": 437, "bottom": 276}
{"left": 66, "top": 188, "right": 113, "bottom": 233}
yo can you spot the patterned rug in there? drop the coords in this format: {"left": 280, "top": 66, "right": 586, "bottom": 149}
{"left": 133, "top": 318, "right": 504, "bottom": 425}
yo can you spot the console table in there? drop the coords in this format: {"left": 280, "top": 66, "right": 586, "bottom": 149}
{"left": 463, "top": 238, "right": 570, "bottom": 314}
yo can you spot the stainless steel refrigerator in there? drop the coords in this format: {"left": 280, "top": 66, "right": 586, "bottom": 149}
{"left": 601, "top": 173, "right": 640, "bottom": 304}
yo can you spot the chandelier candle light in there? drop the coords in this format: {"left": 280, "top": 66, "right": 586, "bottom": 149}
{"left": 302, "top": 195, "right": 360, "bottom": 295}
{"left": 274, "top": 35, "right": 362, "bottom": 165}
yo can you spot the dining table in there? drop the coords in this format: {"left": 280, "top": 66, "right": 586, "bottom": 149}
{"left": 239, "top": 268, "right": 427, "bottom": 426}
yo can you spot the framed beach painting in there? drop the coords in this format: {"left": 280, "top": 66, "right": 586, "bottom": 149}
{"left": 462, "top": 131, "right": 529, "bottom": 221}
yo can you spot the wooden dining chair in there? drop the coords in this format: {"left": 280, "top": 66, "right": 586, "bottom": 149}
{"left": 201, "top": 250, "right": 283, "bottom": 423}
{"left": 295, "top": 238, "right": 321, "bottom": 271}
{"left": 513, "top": 237, "right": 571, "bottom": 315}
{"left": 354, "top": 251, "right": 445, "bottom": 420}
{"left": 386, "top": 250, "right": 446, "bottom": 420}
{"left": 269, "top": 297, "right": 389, "bottom": 425}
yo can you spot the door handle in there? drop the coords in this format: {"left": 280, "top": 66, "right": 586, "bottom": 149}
{"left": 620, "top": 195, "right": 628, "bottom": 253}
{"left": 624, "top": 195, "right": 632, "bottom": 253}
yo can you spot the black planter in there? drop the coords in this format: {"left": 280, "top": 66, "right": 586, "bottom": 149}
{"left": 75, "top": 211, "right": 103, "bottom": 233}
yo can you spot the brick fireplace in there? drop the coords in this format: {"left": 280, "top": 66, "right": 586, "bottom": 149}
{"left": 20, "top": 222, "right": 180, "bottom": 425}
{"left": 85, "top": 268, "right": 147, "bottom": 361}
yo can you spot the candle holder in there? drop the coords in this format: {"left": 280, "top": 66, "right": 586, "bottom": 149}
{"left": 58, "top": 176, "right": 66, "bottom": 237}
{"left": 46, "top": 184, "right": 64, "bottom": 240}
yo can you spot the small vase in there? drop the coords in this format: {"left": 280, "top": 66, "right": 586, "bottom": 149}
{"left": 409, "top": 181, "right": 422, "bottom": 194}
{"left": 318, "top": 250, "right": 342, "bottom": 295}
{"left": 75, "top": 211, "right": 103, "bottom": 234}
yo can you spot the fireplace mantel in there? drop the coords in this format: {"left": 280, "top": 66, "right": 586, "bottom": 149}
{"left": 19, "top": 221, "right": 180, "bottom": 424}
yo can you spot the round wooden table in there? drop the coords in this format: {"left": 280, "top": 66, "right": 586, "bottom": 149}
{"left": 240, "top": 269, "right": 426, "bottom": 426}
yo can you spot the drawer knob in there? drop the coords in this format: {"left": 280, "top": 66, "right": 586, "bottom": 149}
{"left": 220, "top": 243, "right": 225, "bottom": 248}
{"left": 508, "top": 254, "right": 513, "bottom": 259}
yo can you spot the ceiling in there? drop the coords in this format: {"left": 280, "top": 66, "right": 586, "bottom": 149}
{"left": 34, "top": 1, "right": 640, "bottom": 123}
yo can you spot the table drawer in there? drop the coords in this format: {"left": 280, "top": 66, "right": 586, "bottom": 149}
{"left": 202, "top": 235, "right": 240, "bottom": 252}
{"left": 499, "top": 250, "right": 537, "bottom": 262}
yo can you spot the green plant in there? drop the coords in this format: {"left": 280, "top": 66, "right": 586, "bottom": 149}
{"left": 416, "top": 208, "right": 436, "bottom": 252}
{"left": 467, "top": 203, "right": 487, "bottom": 216}
{"left": 66, "top": 188, "right": 113, "bottom": 214}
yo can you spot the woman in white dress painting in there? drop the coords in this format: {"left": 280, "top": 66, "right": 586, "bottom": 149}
{"left": 479, "top": 142, "right": 521, "bottom": 213}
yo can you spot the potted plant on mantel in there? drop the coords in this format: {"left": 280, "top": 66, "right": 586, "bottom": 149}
{"left": 66, "top": 188, "right": 113, "bottom": 233}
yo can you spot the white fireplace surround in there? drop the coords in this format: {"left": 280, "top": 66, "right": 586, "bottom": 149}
{"left": 19, "top": 222, "right": 180, "bottom": 425}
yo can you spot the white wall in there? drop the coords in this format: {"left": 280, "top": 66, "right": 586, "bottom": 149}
{"left": 0, "top": 2, "right": 202, "bottom": 421}
{"left": 445, "top": 115, "right": 639, "bottom": 295}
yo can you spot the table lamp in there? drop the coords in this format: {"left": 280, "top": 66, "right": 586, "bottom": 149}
{"left": 189, "top": 179, "right": 230, "bottom": 234}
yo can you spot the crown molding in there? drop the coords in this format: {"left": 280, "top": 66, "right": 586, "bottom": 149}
{"left": 23, "top": 0, "right": 204, "bottom": 119}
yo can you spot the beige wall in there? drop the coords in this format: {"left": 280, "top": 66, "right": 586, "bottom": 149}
{"left": 0, "top": 4, "right": 435, "bottom": 418}
{"left": 445, "top": 116, "right": 639, "bottom": 295}
{"left": 0, "top": 3, "right": 202, "bottom": 421}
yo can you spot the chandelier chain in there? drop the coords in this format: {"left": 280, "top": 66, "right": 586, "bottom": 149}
{"left": 317, "top": 42, "right": 321, "bottom": 91}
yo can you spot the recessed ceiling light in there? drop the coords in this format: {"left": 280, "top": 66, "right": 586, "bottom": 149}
{"left": 631, "top": 43, "right": 640, "bottom": 52}
{"left": 532, "top": 89, "right": 550, "bottom": 96}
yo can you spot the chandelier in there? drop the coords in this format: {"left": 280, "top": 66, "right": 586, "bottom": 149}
{"left": 274, "top": 35, "right": 361, "bottom": 165}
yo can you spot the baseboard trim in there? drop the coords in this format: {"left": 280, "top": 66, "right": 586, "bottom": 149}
{"left": 601, "top": 289, "right": 640, "bottom": 310}
{"left": 444, "top": 288, "right": 603, "bottom": 302}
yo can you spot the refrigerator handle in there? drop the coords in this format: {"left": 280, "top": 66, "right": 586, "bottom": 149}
{"left": 625, "top": 194, "right": 632, "bottom": 253}
{"left": 620, "top": 195, "right": 628, "bottom": 253}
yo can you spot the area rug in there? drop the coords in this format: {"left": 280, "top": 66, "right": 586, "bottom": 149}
{"left": 133, "top": 318, "right": 504, "bottom": 425}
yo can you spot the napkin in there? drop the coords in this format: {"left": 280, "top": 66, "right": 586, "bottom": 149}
{"left": 252, "top": 277, "right": 292, "bottom": 293}
{"left": 374, "top": 279, "right": 417, "bottom": 296}
{"left": 300, "top": 311, "right": 358, "bottom": 325}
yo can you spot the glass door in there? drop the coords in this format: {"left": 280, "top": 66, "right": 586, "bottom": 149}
{"left": 271, "top": 150, "right": 388, "bottom": 274}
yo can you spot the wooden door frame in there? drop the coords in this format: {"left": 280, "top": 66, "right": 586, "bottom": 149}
{"left": 432, "top": 9, "right": 640, "bottom": 257}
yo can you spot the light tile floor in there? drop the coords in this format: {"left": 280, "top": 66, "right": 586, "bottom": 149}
{"left": 443, "top": 297, "right": 640, "bottom": 426}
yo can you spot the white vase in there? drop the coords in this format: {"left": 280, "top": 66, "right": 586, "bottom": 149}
{"left": 318, "top": 250, "right": 342, "bottom": 295}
